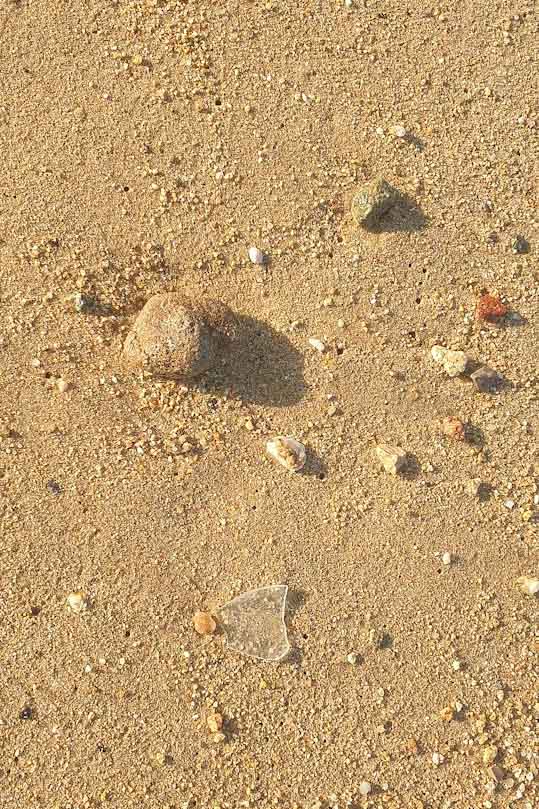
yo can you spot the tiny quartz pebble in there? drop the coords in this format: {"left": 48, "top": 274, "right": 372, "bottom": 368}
{"left": 206, "top": 712, "right": 223, "bottom": 733}
{"left": 266, "top": 436, "right": 306, "bottom": 472}
{"left": 193, "top": 611, "right": 217, "bottom": 635}
{"left": 248, "top": 246, "right": 266, "bottom": 265}
{"left": 66, "top": 592, "right": 89, "bottom": 614}
{"left": 375, "top": 444, "right": 407, "bottom": 476}
{"left": 358, "top": 782, "right": 372, "bottom": 796}
{"left": 431, "top": 345, "right": 468, "bottom": 377}
{"left": 442, "top": 416, "right": 466, "bottom": 440}
{"left": 432, "top": 752, "right": 444, "bottom": 766}
{"left": 516, "top": 576, "right": 539, "bottom": 596}
{"left": 346, "top": 652, "right": 358, "bottom": 665}
{"left": 442, "top": 551, "right": 452, "bottom": 566}
{"left": 393, "top": 124, "right": 407, "bottom": 138}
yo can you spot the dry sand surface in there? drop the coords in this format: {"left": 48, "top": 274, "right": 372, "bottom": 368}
{"left": 0, "top": 1, "right": 538, "bottom": 807}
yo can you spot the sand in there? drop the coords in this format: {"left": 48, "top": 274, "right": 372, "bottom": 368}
{"left": 0, "top": 1, "right": 537, "bottom": 807}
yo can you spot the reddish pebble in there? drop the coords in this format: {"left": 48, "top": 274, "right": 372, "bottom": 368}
{"left": 193, "top": 611, "right": 217, "bottom": 635}
{"left": 442, "top": 417, "right": 466, "bottom": 441}
{"left": 476, "top": 293, "right": 507, "bottom": 322}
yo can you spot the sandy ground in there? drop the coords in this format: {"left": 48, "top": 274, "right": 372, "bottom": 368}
{"left": 0, "top": 1, "right": 538, "bottom": 807}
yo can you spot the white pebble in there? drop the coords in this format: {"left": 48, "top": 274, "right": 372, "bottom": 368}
{"left": 308, "top": 337, "right": 326, "bottom": 353}
{"left": 358, "top": 781, "right": 372, "bottom": 796}
{"left": 248, "top": 246, "right": 266, "bottom": 265}
{"left": 442, "top": 551, "right": 452, "bottom": 566}
{"left": 432, "top": 752, "right": 444, "bottom": 766}
{"left": 393, "top": 125, "right": 407, "bottom": 138}
{"left": 375, "top": 444, "right": 407, "bottom": 476}
{"left": 346, "top": 653, "right": 358, "bottom": 665}
{"left": 516, "top": 576, "right": 539, "bottom": 596}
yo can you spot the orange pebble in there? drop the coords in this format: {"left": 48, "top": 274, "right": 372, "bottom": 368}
{"left": 193, "top": 610, "right": 217, "bottom": 635}
{"left": 476, "top": 293, "right": 508, "bottom": 322}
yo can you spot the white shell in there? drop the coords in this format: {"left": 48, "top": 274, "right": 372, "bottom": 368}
{"left": 66, "top": 592, "right": 89, "bottom": 613}
{"left": 248, "top": 246, "right": 266, "bottom": 265}
{"left": 266, "top": 436, "right": 306, "bottom": 472}
{"left": 517, "top": 576, "right": 539, "bottom": 596}
{"left": 308, "top": 337, "right": 326, "bottom": 353}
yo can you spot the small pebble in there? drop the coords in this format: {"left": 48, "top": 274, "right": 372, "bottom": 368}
{"left": 66, "top": 592, "right": 89, "bottom": 614}
{"left": 375, "top": 444, "right": 407, "bottom": 476}
{"left": 432, "top": 752, "right": 444, "bottom": 766}
{"left": 206, "top": 712, "right": 224, "bottom": 733}
{"left": 476, "top": 293, "right": 508, "bottom": 323}
{"left": 511, "top": 235, "right": 529, "bottom": 254}
{"left": 470, "top": 365, "right": 501, "bottom": 393}
{"left": 248, "top": 246, "right": 266, "bottom": 265}
{"left": 351, "top": 177, "right": 397, "bottom": 228}
{"left": 440, "top": 705, "right": 454, "bottom": 721}
{"left": 441, "top": 551, "right": 452, "bottom": 566}
{"left": 193, "top": 611, "right": 217, "bottom": 635}
{"left": 266, "top": 436, "right": 306, "bottom": 472}
{"left": 431, "top": 345, "right": 468, "bottom": 377}
{"left": 358, "top": 781, "right": 372, "bottom": 796}
{"left": 482, "top": 745, "right": 498, "bottom": 766}
{"left": 56, "top": 378, "right": 71, "bottom": 394}
{"left": 346, "top": 652, "right": 358, "bottom": 665}
{"left": 393, "top": 124, "right": 407, "bottom": 138}
{"left": 441, "top": 416, "right": 466, "bottom": 441}
{"left": 516, "top": 576, "right": 539, "bottom": 596}
{"left": 74, "top": 292, "right": 95, "bottom": 313}
{"left": 466, "top": 478, "right": 483, "bottom": 497}
{"left": 308, "top": 337, "right": 326, "bottom": 353}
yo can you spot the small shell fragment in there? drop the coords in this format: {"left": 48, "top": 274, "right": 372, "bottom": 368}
{"left": 375, "top": 444, "right": 407, "bottom": 476}
{"left": 66, "top": 592, "right": 89, "bottom": 614}
{"left": 431, "top": 345, "right": 468, "bottom": 377}
{"left": 516, "top": 576, "right": 539, "bottom": 596}
{"left": 266, "top": 436, "right": 306, "bottom": 472}
{"left": 248, "top": 246, "right": 266, "bottom": 265}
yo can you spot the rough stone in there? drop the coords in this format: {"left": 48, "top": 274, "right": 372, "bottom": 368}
{"left": 351, "top": 177, "right": 397, "bottom": 228}
{"left": 123, "top": 294, "right": 214, "bottom": 379}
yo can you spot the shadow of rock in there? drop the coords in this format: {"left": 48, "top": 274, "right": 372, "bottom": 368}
{"left": 402, "top": 132, "right": 426, "bottom": 152}
{"left": 504, "top": 311, "right": 527, "bottom": 328}
{"left": 198, "top": 313, "right": 306, "bottom": 407}
{"left": 401, "top": 453, "right": 421, "bottom": 480}
{"left": 301, "top": 449, "right": 328, "bottom": 480}
{"left": 286, "top": 588, "right": 307, "bottom": 619}
{"left": 465, "top": 423, "right": 485, "bottom": 449}
{"left": 365, "top": 191, "right": 428, "bottom": 234}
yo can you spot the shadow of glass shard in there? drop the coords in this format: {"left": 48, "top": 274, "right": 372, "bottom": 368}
{"left": 218, "top": 584, "right": 290, "bottom": 662}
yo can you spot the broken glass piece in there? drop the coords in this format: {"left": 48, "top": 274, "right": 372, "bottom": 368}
{"left": 218, "top": 584, "right": 290, "bottom": 662}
